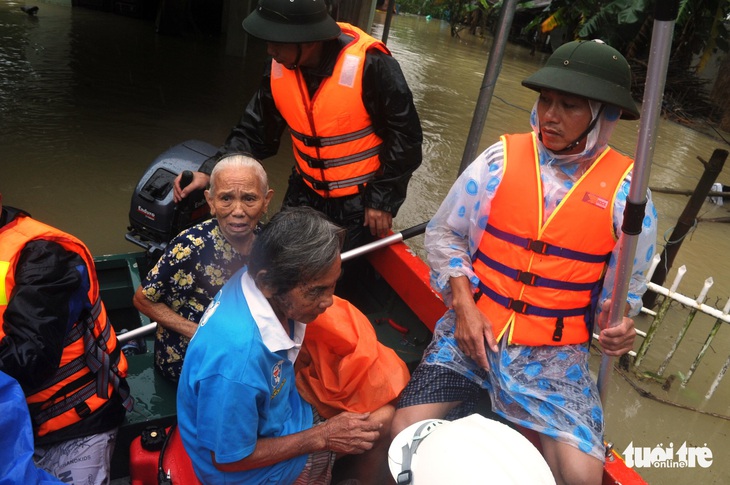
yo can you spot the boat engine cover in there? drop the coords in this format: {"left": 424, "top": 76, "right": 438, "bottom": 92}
{"left": 126, "top": 140, "right": 217, "bottom": 255}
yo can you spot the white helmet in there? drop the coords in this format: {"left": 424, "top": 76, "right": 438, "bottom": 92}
{"left": 388, "top": 414, "right": 556, "bottom": 485}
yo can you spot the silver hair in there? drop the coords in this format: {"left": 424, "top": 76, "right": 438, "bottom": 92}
{"left": 209, "top": 154, "right": 268, "bottom": 194}
{"left": 250, "top": 206, "right": 344, "bottom": 295}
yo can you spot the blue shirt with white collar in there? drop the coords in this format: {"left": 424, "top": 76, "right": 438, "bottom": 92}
{"left": 177, "top": 268, "right": 312, "bottom": 484}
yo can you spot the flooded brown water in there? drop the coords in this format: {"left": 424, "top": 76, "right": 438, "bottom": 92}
{"left": 2, "top": 2, "right": 728, "bottom": 483}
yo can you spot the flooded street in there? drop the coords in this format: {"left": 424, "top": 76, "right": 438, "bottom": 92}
{"left": 1, "top": 2, "right": 728, "bottom": 482}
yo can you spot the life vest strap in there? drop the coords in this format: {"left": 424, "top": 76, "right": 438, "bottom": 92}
{"left": 478, "top": 281, "right": 590, "bottom": 318}
{"left": 29, "top": 300, "right": 134, "bottom": 427}
{"left": 473, "top": 250, "right": 599, "bottom": 292}
{"left": 26, "top": 300, "right": 107, "bottom": 396}
{"left": 297, "top": 168, "right": 377, "bottom": 192}
{"left": 296, "top": 145, "right": 381, "bottom": 169}
{"left": 485, "top": 224, "right": 611, "bottom": 264}
{"left": 33, "top": 378, "right": 98, "bottom": 427}
{"left": 290, "top": 125, "right": 375, "bottom": 148}
{"left": 63, "top": 297, "right": 103, "bottom": 346}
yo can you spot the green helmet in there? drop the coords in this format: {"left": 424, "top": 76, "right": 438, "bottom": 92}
{"left": 522, "top": 40, "right": 640, "bottom": 120}
{"left": 243, "top": 0, "right": 342, "bottom": 44}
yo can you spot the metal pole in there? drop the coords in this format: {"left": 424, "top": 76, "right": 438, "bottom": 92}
{"left": 597, "top": 0, "right": 679, "bottom": 406}
{"left": 116, "top": 221, "right": 429, "bottom": 344}
{"left": 643, "top": 149, "right": 728, "bottom": 307}
{"left": 457, "top": 0, "right": 518, "bottom": 175}
{"left": 380, "top": 0, "right": 396, "bottom": 45}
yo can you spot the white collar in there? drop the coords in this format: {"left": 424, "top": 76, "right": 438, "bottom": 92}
{"left": 240, "top": 271, "right": 305, "bottom": 362}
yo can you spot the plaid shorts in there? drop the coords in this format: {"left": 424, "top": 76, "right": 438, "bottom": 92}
{"left": 396, "top": 363, "right": 487, "bottom": 420}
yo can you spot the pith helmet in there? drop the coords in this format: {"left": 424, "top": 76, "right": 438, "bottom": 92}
{"left": 243, "top": 0, "right": 342, "bottom": 43}
{"left": 388, "top": 415, "right": 555, "bottom": 484}
{"left": 522, "top": 40, "right": 640, "bottom": 120}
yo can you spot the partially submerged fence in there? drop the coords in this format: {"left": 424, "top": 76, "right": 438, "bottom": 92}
{"left": 596, "top": 253, "right": 730, "bottom": 401}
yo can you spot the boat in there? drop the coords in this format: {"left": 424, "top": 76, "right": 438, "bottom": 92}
{"left": 97, "top": 158, "right": 648, "bottom": 483}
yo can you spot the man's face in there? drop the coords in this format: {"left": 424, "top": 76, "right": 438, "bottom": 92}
{"left": 266, "top": 42, "right": 319, "bottom": 69}
{"left": 536, "top": 89, "right": 593, "bottom": 154}
{"left": 205, "top": 167, "right": 273, "bottom": 249}
{"left": 268, "top": 256, "right": 341, "bottom": 324}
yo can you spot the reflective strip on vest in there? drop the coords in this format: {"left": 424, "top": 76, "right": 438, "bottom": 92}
{"left": 295, "top": 145, "right": 382, "bottom": 170}
{"left": 0, "top": 261, "right": 9, "bottom": 306}
{"left": 289, "top": 125, "right": 376, "bottom": 148}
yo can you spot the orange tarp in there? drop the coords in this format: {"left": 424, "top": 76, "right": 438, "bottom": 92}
{"left": 295, "top": 296, "right": 410, "bottom": 419}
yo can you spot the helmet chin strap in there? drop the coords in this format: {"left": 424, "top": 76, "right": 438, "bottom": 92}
{"left": 541, "top": 104, "right": 606, "bottom": 154}
{"left": 291, "top": 44, "right": 303, "bottom": 69}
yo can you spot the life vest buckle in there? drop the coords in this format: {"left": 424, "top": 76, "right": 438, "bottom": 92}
{"left": 310, "top": 180, "right": 330, "bottom": 191}
{"left": 301, "top": 135, "right": 322, "bottom": 148}
{"left": 397, "top": 470, "right": 413, "bottom": 484}
{"left": 507, "top": 298, "right": 529, "bottom": 314}
{"left": 526, "top": 238, "right": 548, "bottom": 254}
{"left": 516, "top": 270, "right": 538, "bottom": 286}
{"left": 552, "top": 317, "right": 565, "bottom": 342}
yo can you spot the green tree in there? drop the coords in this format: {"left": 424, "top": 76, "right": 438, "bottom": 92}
{"left": 522, "top": 0, "right": 730, "bottom": 127}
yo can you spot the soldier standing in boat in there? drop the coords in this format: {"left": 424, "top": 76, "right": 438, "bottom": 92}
{"left": 391, "top": 40, "right": 658, "bottom": 485}
{"left": 172, "top": 0, "right": 423, "bottom": 252}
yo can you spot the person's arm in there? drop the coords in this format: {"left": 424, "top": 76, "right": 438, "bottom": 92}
{"left": 424, "top": 143, "right": 504, "bottom": 366}
{"left": 212, "top": 411, "right": 381, "bottom": 472}
{"left": 133, "top": 286, "right": 198, "bottom": 339}
{"left": 425, "top": 142, "right": 504, "bottom": 304}
{"left": 0, "top": 241, "right": 85, "bottom": 390}
{"left": 133, "top": 236, "right": 202, "bottom": 338}
{"left": 175, "top": 63, "right": 286, "bottom": 202}
{"left": 450, "top": 275, "right": 498, "bottom": 370}
{"left": 360, "top": 50, "right": 423, "bottom": 235}
{"left": 192, "top": 371, "right": 381, "bottom": 473}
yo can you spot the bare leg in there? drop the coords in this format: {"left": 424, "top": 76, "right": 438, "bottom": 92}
{"left": 390, "top": 401, "right": 462, "bottom": 440}
{"left": 539, "top": 435, "right": 603, "bottom": 485}
{"left": 346, "top": 404, "right": 395, "bottom": 485}
{"left": 338, "top": 401, "right": 464, "bottom": 485}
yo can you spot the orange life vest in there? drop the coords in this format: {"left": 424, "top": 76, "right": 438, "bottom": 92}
{"left": 473, "top": 133, "right": 633, "bottom": 346}
{"left": 270, "top": 22, "right": 389, "bottom": 198}
{"left": 0, "top": 215, "right": 132, "bottom": 437}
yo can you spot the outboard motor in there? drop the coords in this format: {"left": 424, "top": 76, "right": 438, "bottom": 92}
{"left": 126, "top": 140, "right": 217, "bottom": 257}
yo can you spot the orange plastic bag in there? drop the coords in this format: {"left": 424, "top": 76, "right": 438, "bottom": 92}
{"left": 295, "top": 296, "right": 410, "bottom": 419}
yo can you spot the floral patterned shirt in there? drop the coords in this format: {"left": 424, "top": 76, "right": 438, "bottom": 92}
{"left": 140, "top": 218, "right": 247, "bottom": 382}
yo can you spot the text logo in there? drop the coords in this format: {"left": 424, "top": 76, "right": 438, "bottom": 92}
{"left": 136, "top": 205, "right": 156, "bottom": 221}
{"left": 622, "top": 442, "right": 713, "bottom": 468}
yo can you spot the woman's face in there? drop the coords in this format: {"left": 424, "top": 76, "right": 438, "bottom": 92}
{"left": 205, "top": 166, "right": 273, "bottom": 252}
{"left": 266, "top": 257, "right": 341, "bottom": 324}
{"left": 537, "top": 89, "right": 593, "bottom": 154}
